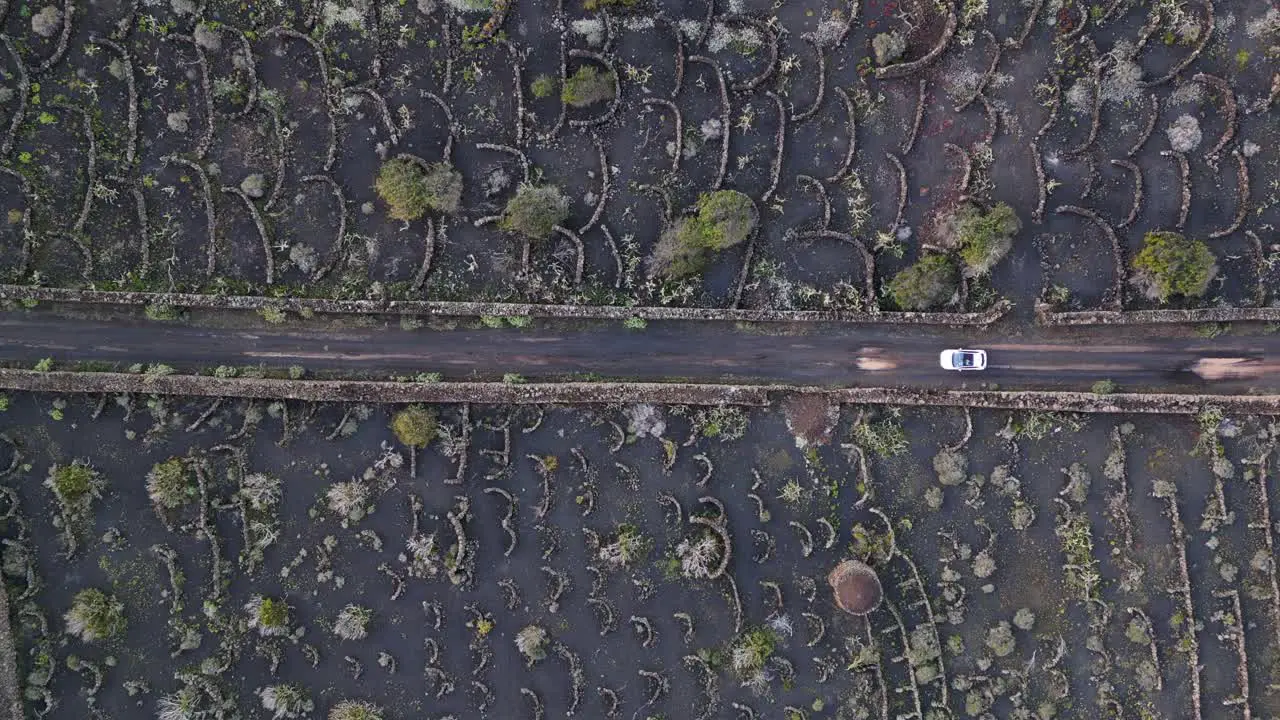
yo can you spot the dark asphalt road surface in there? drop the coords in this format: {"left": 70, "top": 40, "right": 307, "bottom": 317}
{"left": 3, "top": 311, "right": 1280, "bottom": 392}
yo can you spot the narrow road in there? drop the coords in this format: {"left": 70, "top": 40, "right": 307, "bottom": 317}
{"left": 3, "top": 311, "right": 1279, "bottom": 393}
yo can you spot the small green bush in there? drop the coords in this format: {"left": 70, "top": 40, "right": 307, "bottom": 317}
{"left": 888, "top": 255, "right": 958, "bottom": 310}
{"left": 952, "top": 202, "right": 1020, "bottom": 276}
{"left": 1091, "top": 379, "right": 1116, "bottom": 395}
{"left": 561, "top": 65, "right": 616, "bottom": 107}
{"left": 648, "top": 190, "right": 758, "bottom": 279}
{"left": 375, "top": 158, "right": 463, "bottom": 221}
{"left": 391, "top": 405, "right": 438, "bottom": 449}
{"left": 1131, "top": 231, "right": 1216, "bottom": 303}
{"left": 623, "top": 316, "right": 647, "bottom": 330}
{"left": 258, "top": 597, "right": 289, "bottom": 629}
{"left": 500, "top": 184, "right": 571, "bottom": 240}
{"left": 530, "top": 74, "right": 556, "bottom": 98}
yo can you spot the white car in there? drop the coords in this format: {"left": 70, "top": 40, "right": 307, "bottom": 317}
{"left": 940, "top": 349, "right": 987, "bottom": 371}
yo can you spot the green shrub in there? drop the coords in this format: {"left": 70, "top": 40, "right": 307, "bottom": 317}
{"left": 1091, "top": 379, "right": 1116, "bottom": 395}
{"left": 530, "top": 74, "right": 556, "bottom": 98}
{"left": 730, "top": 628, "right": 777, "bottom": 676}
{"left": 952, "top": 202, "right": 1020, "bottom": 276}
{"left": 46, "top": 462, "right": 103, "bottom": 516}
{"left": 648, "top": 190, "right": 758, "bottom": 279}
{"left": 623, "top": 316, "right": 647, "bottom": 330}
{"left": 375, "top": 158, "right": 463, "bottom": 221}
{"left": 561, "top": 65, "right": 616, "bottom": 107}
{"left": 391, "top": 405, "right": 438, "bottom": 449}
{"left": 258, "top": 597, "right": 289, "bottom": 629}
{"left": 147, "top": 458, "right": 193, "bottom": 510}
{"left": 1131, "top": 231, "right": 1216, "bottom": 302}
{"left": 500, "top": 184, "right": 571, "bottom": 240}
{"left": 65, "top": 588, "right": 125, "bottom": 642}
{"left": 871, "top": 31, "right": 907, "bottom": 66}
{"left": 888, "top": 255, "right": 958, "bottom": 310}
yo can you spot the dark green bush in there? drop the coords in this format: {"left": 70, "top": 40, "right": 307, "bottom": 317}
{"left": 1131, "top": 231, "right": 1216, "bottom": 302}
{"left": 888, "top": 254, "right": 958, "bottom": 310}
{"left": 951, "top": 202, "right": 1019, "bottom": 276}
{"left": 648, "top": 190, "right": 758, "bottom": 279}
{"left": 375, "top": 158, "right": 463, "bottom": 221}
{"left": 501, "top": 184, "right": 571, "bottom": 240}
{"left": 561, "top": 65, "right": 616, "bottom": 107}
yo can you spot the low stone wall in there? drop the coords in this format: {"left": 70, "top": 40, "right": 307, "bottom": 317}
{"left": 0, "top": 579, "right": 18, "bottom": 720}
{"left": 0, "top": 369, "right": 1274, "bottom": 414}
{"left": 0, "top": 370, "right": 772, "bottom": 406}
{"left": 823, "top": 387, "right": 1280, "bottom": 415}
{"left": 0, "top": 285, "right": 1012, "bottom": 326}
{"left": 1037, "top": 303, "right": 1280, "bottom": 326}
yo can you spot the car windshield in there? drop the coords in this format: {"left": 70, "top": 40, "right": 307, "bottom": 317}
{"left": 954, "top": 353, "right": 974, "bottom": 368}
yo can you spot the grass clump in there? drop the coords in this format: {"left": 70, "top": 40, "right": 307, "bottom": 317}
{"left": 327, "top": 481, "right": 370, "bottom": 522}
{"left": 257, "top": 684, "right": 313, "bottom": 719}
{"left": 1091, "top": 379, "right": 1116, "bottom": 394}
{"left": 1130, "top": 231, "right": 1216, "bottom": 303}
{"left": 375, "top": 158, "right": 463, "bottom": 221}
{"left": 648, "top": 190, "right": 758, "bottom": 279}
{"left": 888, "top": 255, "right": 958, "bottom": 310}
{"left": 147, "top": 457, "right": 194, "bottom": 511}
{"left": 950, "top": 202, "right": 1020, "bottom": 276}
{"left": 852, "top": 416, "right": 908, "bottom": 458}
{"left": 561, "top": 65, "right": 616, "bottom": 107}
{"left": 65, "top": 588, "right": 125, "bottom": 642}
{"left": 391, "top": 405, "right": 438, "bottom": 449}
{"left": 501, "top": 184, "right": 571, "bottom": 240}
{"left": 333, "top": 605, "right": 373, "bottom": 641}
{"left": 329, "top": 700, "right": 383, "bottom": 720}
